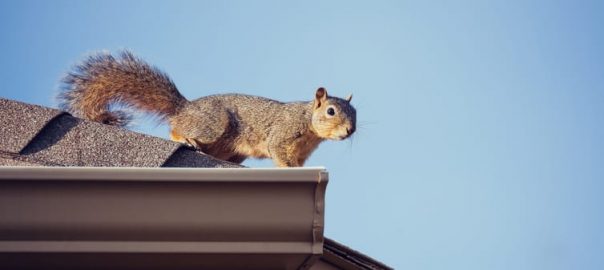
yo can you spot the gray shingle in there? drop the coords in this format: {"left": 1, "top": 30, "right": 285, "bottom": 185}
{"left": 0, "top": 98, "right": 64, "bottom": 154}
{"left": 1, "top": 98, "right": 241, "bottom": 168}
{"left": 20, "top": 114, "right": 182, "bottom": 167}
{"left": 0, "top": 157, "right": 40, "bottom": 166}
{"left": 164, "top": 147, "right": 241, "bottom": 168}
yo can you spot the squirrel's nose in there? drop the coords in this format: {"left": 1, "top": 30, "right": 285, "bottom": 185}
{"left": 346, "top": 127, "right": 354, "bottom": 136}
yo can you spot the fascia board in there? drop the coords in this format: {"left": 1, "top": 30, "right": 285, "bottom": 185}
{"left": 0, "top": 166, "right": 328, "bottom": 270}
{"left": 0, "top": 166, "right": 327, "bottom": 182}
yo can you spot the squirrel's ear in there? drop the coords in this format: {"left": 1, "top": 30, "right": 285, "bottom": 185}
{"left": 345, "top": 94, "right": 353, "bottom": 102}
{"left": 315, "top": 87, "right": 328, "bottom": 107}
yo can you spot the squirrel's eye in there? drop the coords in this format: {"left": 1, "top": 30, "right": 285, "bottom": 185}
{"left": 327, "top": 107, "right": 336, "bottom": 116}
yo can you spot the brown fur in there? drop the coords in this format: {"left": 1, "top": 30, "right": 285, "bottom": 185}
{"left": 58, "top": 50, "right": 356, "bottom": 167}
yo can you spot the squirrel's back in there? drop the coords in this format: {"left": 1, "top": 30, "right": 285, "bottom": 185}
{"left": 58, "top": 50, "right": 188, "bottom": 126}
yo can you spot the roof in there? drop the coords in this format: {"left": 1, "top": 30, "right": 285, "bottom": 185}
{"left": 0, "top": 98, "right": 239, "bottom": 168}
{"left": 0, "top": 98, "right": 392, "bottom": 270}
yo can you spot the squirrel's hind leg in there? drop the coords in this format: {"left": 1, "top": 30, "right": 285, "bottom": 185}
{"left": 169, "top": 130, "right": 203, "bottom": 149}
{"left": 169, "top": 101, "right": 230, "bottom": 145}
{"left": 226, "top": 154, "right": 247, "bottom": 164}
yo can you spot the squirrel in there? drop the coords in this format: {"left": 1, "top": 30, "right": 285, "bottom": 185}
{"left": 57, "top": 50, "right": 356, "bottom": 167}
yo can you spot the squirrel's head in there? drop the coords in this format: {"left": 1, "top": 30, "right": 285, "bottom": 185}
{"left": 311, "top": 87, "right": 356, "bottom": 140}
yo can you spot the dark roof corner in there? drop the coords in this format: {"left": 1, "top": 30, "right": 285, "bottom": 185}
{"left": 320, "top": 238, "right": 393, "bottom": 270}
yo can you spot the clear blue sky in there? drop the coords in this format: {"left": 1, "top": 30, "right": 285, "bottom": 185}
{"left": 1, "top": 1, "right": 603, "bottom": 269}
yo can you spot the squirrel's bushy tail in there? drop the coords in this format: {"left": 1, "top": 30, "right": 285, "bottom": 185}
{"left": 58, "top": 50, "right": 187, "bottom": 127}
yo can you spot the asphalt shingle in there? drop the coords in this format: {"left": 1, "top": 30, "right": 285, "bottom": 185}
{"left": 0, "top": 98, "right": 65, "bottom": 154}
{"left": 164, "top": 147, "right": 240, "bottom": 168}
{"left": 0, "top": 158, "right": 38, "bottom": 166}
{"left": 0, "top": 98, "right": 241, "bottom": 168}
{"left": 19, "top": 114, "right": 182, "bottom": 166}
